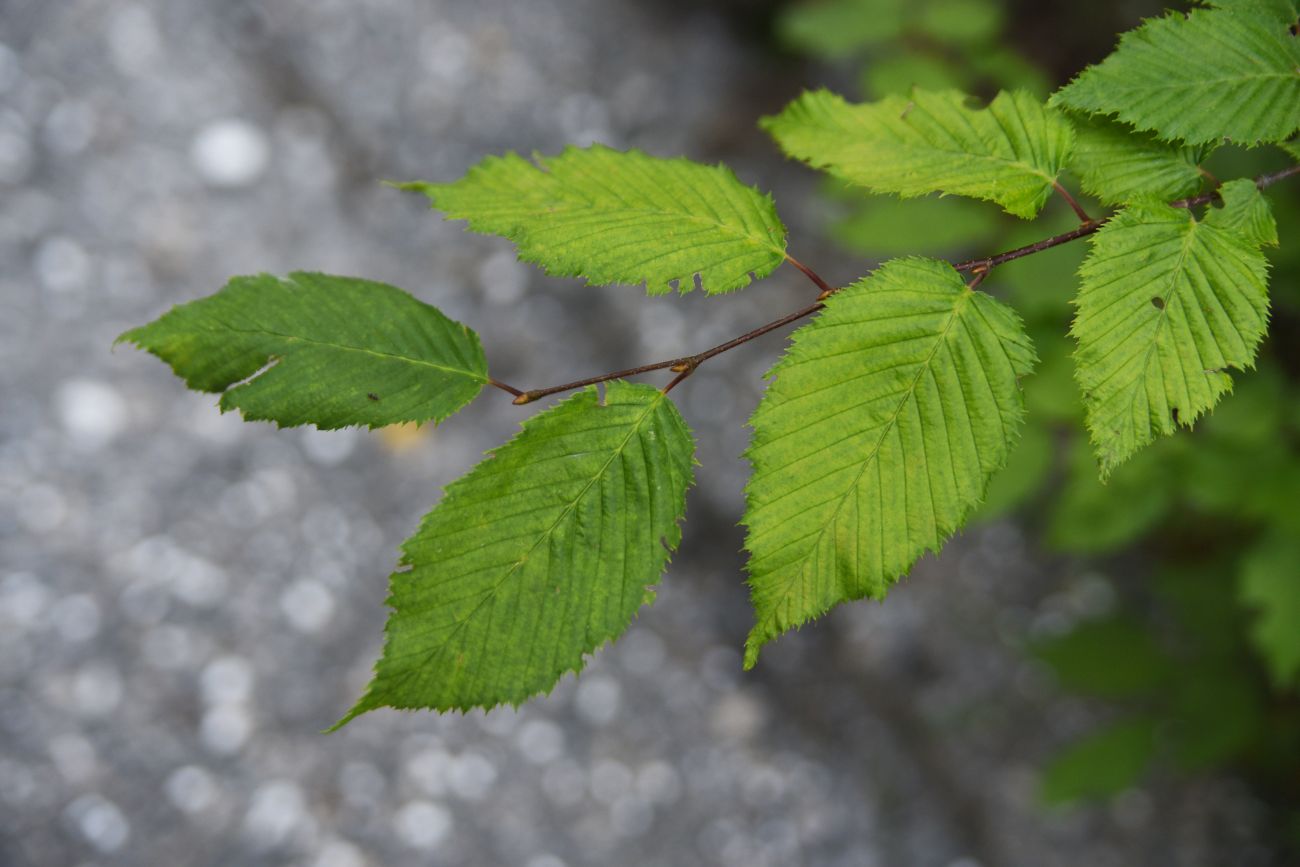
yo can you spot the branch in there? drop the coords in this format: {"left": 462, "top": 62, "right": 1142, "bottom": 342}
{"left": 507, "top": 165, "right": 1299, "bottom": 405}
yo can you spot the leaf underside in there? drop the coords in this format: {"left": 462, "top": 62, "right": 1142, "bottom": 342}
{"left": 743, "top": 257, "right": 1036, "bottom": 666}
{"left": 762, "top": 88, "right": 1073, "bottom": 218}
{"left": 118, "top": 272, "right": 488, "bottom": 430}
{"left": 1071, "top": 183, "right": 1273, "bottom": 476}
{"left": 404, "top": 145, "right": 789, "bottom": 295}
{"left": 1054, "top": 6, "right": 1300, "bottom": 145}
{"left": 333, "top": 381, "right": 695, "bottom": 724}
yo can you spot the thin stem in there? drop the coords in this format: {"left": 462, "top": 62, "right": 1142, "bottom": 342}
{"left": 785, "top": 253, "right": 835, "bottom": 295}
{"left": 1053, "top": 180, "right": 1092, "bottom": 224}
{"left": 507, "top": 165, "right": 1299, "bottom": 405}
{"left": 487, "top": 377, "right": 524, "bottom": 397}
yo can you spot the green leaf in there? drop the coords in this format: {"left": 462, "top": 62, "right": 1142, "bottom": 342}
{"left": 1034, "top": 617, "right": 1172, "bottom": 699}
{"left": 1041, "top": 717, "right": 1157, "bottom": 804}
{"left": 1212, "top": 178, "right": 1279, "bottom": 246}
{"left": 333, "top": 381, "right": 695, "bottom": 723}
{"left": 829, "top": 195, "right": 999, "bottom": 257}
{"left": 402, "top": 145, "right": 788, "bottom": 296}
{"left": 743, "top": 257, "right": 1035, "bottom": 666}
{"left": 1240, "top": 532, "right": 1300, "bottom": 687}
{"left": 118, "top": 272, "right": 488, "bottom": 430}
{"left": 1048, "top": 437, "right": 1174, "bottom": 553}
{"left": 776, "top": 0, "right": 905, "bottom": 57}
{"left": 973, "top": 419, "right": 1053, "bottom": 521}
{"left": 861, "top": 52, "right": 970, "bottom": 99}
{"left": 1053, "top": 7, "right": 1300, "bottom": 145}
{"left": 915, "top": 0, "right": 1003, "bottom": 46}
{"left": 1071, "top": 192, "right": 1272, "bottom": 476}
{"left": 1067, "top": 115, "right": 1209, "bottom": 206}
{"left": 762, "top": 89, "right": 1073, "bottom": 218}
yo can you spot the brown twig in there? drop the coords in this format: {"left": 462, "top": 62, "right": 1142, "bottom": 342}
{"left": 507, "top": 165, "right": 1299, "bottom": 405}
{"left": 1053, "top": 180, "right": 1092, "bottom": 224}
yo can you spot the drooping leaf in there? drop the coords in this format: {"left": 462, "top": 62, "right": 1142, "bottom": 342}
{"left": 1048, "top": 437, "right": 1175, "bottom": 553}
{"left": 1066, "top": 115, "right": 1209, "bottom": 205}
{"left": 333, "top": 381, "right": 695, "bottom": 724}
{"left": 1034, "top": 617, "right": 1173, "bottom": 699}
{"left": 118, "top": 272, "right": 488, "bottom": 430}
{"left": 776, "top": 0, "right": 905, "bottom": 57}
{"left": 1041, "top": 717, "right": 1157, "bottom": 804}
{"left": 1053, "top": 6, "right": 1300, "bottom": 145}
{"left": 1071, "top": 190, "right": 1273, "bottom": 476}
{"left": 762, "top": 89, "right": 1073, "bottom": 218}
{"left": 1239, "top": 532, "right": 1300, "bottom": 687}
{"left": 401, "top": 145, "right": 788, "bottom": 295}
{"left": 743, "top": 257, "right": 1035, "bottom": 666}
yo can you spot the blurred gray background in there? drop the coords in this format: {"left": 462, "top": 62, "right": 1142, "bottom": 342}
{"left": 0, "top": 1, "right": 1275, "bottom": 865}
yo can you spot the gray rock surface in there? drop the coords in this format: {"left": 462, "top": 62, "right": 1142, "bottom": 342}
{"left": 0, "top": 1, "right": 1274, "bottom": 864}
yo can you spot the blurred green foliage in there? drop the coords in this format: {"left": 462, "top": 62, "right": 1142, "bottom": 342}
{"left": 774, "top": 0, "right": 1300, "bottom": 843}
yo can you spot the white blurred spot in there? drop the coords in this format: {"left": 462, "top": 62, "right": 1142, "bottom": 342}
{"left": 541, "top": 759, "right": 586, "bottom": 808}
{"left": 200, "top": 704, "right": 252, "bottom": 755}
{"left": 280, "top": 579, "right": 336, "bottom": 633}
{"left": 526, "top": 856, "right": 567, "bottom": 867}
{"left": 447, "top": 751, "right": 496, "bottom": 801}
{"left": 141, "top": 625, "right": 199, "bottom": 670}
{"left": 710, "top": 691, "right": 766, "bottom": 741}
{"left": 107, "top": 5, "right": 162, "bottom": 76}
{"left": 35, "top": 236, "right": 90, "bottom": 293}
{"left": 51, "top": 593, "right": 101, "bottom": 644}
{"left": 191, "top": 119, "right": 270, "bottom": 188}
{"left": 56, "top": 379, "right": 127, "bottom": 450}
{"left": 610, "top": 795, "right": 653, "bottom": 838}
{"left": 165, "top": 765, "right": 219, "bottom": 815}
{"left": 1, "top": 572, "right": 51, "bottom": 630}
{"left": 394, "top": 800, "right": 451, "bottom": 850}
{"left": 242, "top": 780, "right": 307, "bottom": 849}
{"left": 516, "top": 719, "right": 565, "bottom": 765}
{"left": 49, "top": 734, "right": 98, "bottom": 784}
{"left": 618, "top": 628, "right": 666, "bottom": 675}
{"left": 406, "top": 748, "right": 450, "bottom": 797}
{"left": 636, "top": 761, "right": 682, "bottom": 805}
{"left": 43, "top": 100, "right": 96, "bottom": 156}
{"left": 300, "top": 427, "right": 358, "bottom": 466}
{"left": 312, "top": 839, "right": 367, "bottom": 867}
{"left": 589, "top": 759, "right": 632, "bottom": 802}
{"left": 72, "top": 662, "right": 123, "bottom": 716}
{"left": 574, "top": 676, "right": 620, "bottom": 726}
{"left": 478, "top": 249, "right": 529, "bottom": 305}
{"left": 339, "top": 761, "right": 386, "bottom": 808}
{"left": 200, "top": 655, "right": 254, "bottom": 705}
{"left": 64, "top": 793, "right": 130, "bottom": 853}
{"left": 0, "top": 111, "right": 32, "bottom": 184}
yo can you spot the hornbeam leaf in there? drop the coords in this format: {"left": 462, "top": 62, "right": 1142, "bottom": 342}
{"left": 118, "top": 272, "right": 488, "bottom": 430}
{"left": 1239, "top": 532, "right": 1300, "bottom": 687}
{"left": 1067, "top": 115, "right": 1210, "bottom": 205}
{"left": 1053, "top": 6, "right": 1300, "bottom": 145}
{"left": 743, "top": 258, "right": 1036, "bottom": 666}
{"left": 401, "top": 145, "right": 788, "bottom": 295}
{"left": 761, "top": 89, "right": 1073, "bottom": 218}
{"left": 1072, "top": 189, "right": 1273, "bottom": 477}
{"left": 333, "top": 381, "right": 695, "bottom": 723}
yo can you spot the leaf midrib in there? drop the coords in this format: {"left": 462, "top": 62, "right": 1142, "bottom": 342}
{"left": 763, "top": 290, "right": 971, "bottom": 618}
{"left": 209, "top": 324, "right": 488, "bottom": 382}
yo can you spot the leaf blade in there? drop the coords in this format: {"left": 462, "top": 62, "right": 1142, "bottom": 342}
{"left": 404, "top": 145, "right": 788, "bottom": 295}
{"left": 118, "top": 272, "right": 488, "bottom": 430}
{"left": 743, "top": 258, "right": 1035, "bottom": 666}
{"left": 761, "top": 88, "right": 1073, "bottom": 218}
{"left": 1053, "top": 7, "right": 1300, "bottom": 145}
{"left": 334, "top": 381, "right": 695, "bottom": 723}
{"left": 1071, "top": 190, "right": 1272, "bottom": 476}
{"left": 1066, "top": 115, "right": 1209, "bottom": 205}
